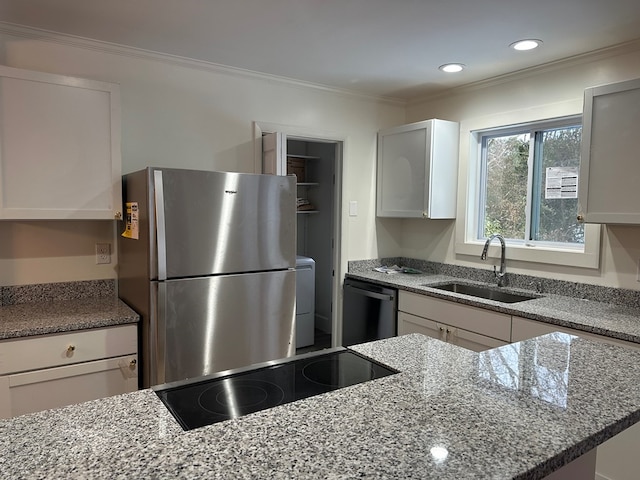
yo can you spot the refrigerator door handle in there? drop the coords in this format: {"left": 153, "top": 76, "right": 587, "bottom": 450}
{"left": 154, "top": 170, "right": 168, "bottom": 281}
{"left": 156, "top": 281, "right": 167, "bottom": 386}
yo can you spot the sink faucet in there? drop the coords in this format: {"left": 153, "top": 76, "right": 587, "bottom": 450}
{"left": 481, "top": 234, "right": 506, "bottom": 287}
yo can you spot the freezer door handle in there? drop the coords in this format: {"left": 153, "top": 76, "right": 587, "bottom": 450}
{"left": 344, "top": 284, "right": 394, "bottom": 302}
{"left": 154, "top": 170, "right": 168, "bottom": 281}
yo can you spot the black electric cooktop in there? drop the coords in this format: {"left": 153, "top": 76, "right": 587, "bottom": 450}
{"left": 154, "top": 348, "right": 398, "bottom": 431}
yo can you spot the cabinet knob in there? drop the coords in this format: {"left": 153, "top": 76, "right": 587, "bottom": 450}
{"left": 422, "top": 212, "right": 428, "bottom": 218}
{"left": 576, "top": 214, "right": 584, "bottom": 222}
{"left": 439, "top": 327, "right": 444, "bottom": 332}
{"left": 114, "top": 211, "right": 123, "bottom": 220}
{"left": 129, "top": 359, "right": 137, "bottom": 370}
{"left": 66, "top": 345, "right": 76, "bottom": 356}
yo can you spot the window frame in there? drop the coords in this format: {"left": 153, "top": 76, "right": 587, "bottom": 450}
{"left": 455, "top": 112, "right": 601, "bottom": 269}
{"left": 477, "top": 116, "right": 583, "bottom": 248}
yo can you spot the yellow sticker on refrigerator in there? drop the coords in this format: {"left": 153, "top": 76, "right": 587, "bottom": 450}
{"left": 122, "top": 202, "right": 139, "bottom": 239}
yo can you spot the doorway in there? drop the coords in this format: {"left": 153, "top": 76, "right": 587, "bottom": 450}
{"left": 255, "top": 123, "right": 343, "bottom": 355}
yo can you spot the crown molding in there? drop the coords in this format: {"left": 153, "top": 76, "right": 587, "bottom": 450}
{"left": 0, "top": 22, "right": 406, "bottom": 107}
{"left": 409, "top": 37, "right": 640, "bottom": 106}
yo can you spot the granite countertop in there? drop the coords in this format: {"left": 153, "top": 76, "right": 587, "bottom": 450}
{"left": 0, "top": 279, "right": 139, "bottom": 340}
{"left": 0, "top": 297, "right": 139, "bottom": 340}
{"left": 346, "top": 269, "right": 640, "bottom": 345}
{"left": 2, "top": 333, "right": 640, "bottom": 479}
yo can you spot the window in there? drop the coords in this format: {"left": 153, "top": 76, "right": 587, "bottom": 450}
{"left": 477, "top": 116, "right": 583, "bottom": 249}
{"left": 455, "top": 110, "right": 600, "bottom": 269}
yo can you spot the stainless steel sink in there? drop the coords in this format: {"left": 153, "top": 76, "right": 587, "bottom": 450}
{"left": 429, "top": 282, "right": 540, "bottom": 303}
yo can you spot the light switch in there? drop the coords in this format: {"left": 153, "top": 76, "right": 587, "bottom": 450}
{"left": 349, "top": 201, "right": 358, "bottom": 217}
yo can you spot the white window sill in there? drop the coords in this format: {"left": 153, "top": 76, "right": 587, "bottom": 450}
{"left": 455, "top": 224, "right": 601, "bottom": 269}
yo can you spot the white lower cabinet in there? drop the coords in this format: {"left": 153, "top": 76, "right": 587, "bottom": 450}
{"left": 398, "top": 311, "right": 506, "bottom": 351}
{"left": 0, "top": 324, "right": 138, "bottom": 419}
{"left": 511, "top": 315, "right": 639, "bottom": 349}
{"left": 397, "top": 291, "right": 510, "bottom": 352}
{"left": 512, "top": 316, "right": 639, "bottom": 480}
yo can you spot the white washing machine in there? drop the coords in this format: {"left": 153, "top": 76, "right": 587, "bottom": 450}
{"left": 295, "top": 255, "right": 315, "bottom": 348}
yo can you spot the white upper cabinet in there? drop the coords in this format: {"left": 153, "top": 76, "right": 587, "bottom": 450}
{"left": 376, "top": 119, "right": 459, "bottom": 218}
{"left": 0, "top": 65, "right": 122, "bottom": 220}
{"left": 578, "top": 77, "right": 640, "bottom": 224}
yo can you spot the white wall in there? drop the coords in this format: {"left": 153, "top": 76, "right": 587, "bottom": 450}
{"left": 0, "top": 28, "right": 405, "bottom": 286}
{"left": 404, "top": 42, "right": 640, "bottom": 289}
{"left": 0, "top": 221, "right": 116, "bottom": 286}
{"left": 3, "top": 27, "right": 639, "bottom": 291}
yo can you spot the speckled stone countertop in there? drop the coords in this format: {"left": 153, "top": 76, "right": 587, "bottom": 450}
{"left": 0, "top": 297, "right": 139, "bottom": 340}
{"left": 0, "top": 280, "right": 139, "bottom": 339}
{"left": 1, "top": 333, "right": 640, "bottom": 479}
{"left": 346, "top": 259, "right": 640, "bottom": 345}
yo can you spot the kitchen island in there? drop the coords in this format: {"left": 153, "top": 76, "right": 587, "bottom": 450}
{"left": 1, "top": 333, "right": 639, "bottom": 479}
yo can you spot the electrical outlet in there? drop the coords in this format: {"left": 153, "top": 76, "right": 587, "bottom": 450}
{"left": 96, "top": 243, "right": 111, "bottom": 265}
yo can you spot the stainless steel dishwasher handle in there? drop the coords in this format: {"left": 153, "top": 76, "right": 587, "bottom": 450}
{"left": 345, "top": 284, "right": 394, "bottom": 302}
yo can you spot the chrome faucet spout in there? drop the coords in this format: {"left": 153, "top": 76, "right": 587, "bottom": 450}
{"left": 481, "top": 234, "right": 506, "bottom": 287}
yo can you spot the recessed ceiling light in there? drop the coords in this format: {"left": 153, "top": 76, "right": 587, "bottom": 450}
{"left": 439, "top": 63, "right": 465, "bottom": 73}
{"left": 510, "top": 39, "right": 542, "bottom": 51}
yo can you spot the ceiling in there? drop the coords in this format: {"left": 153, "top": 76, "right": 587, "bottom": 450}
{"left": 1, "top": 0, "right": 640, "bottom": 100}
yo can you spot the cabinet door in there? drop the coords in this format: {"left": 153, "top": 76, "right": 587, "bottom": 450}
{"left": 0, "top": 324, "right": 138, "bottom": 375}
{"left": 0, "top": 65, "right": 122, "bottom": 220}
{"left": 0, "top": 376, "right": 9, "bottom": 418}
{"left": 262, "top": 131, "right": 287, "bottom": 175}
{"left": 398, "top": 291, "right": 511, "bottom": 342}
{"left": 398, "top": 311, "right": 505, "bottom": 352}
{"left": 6, "top": 354, "right": 138, "bottom": 418}
{"left": 398, "top": 311, "right": 443, "bottom": 340}
{"left": 511, "top": 316, "right": 639, "bottom": 349}
{"left": 447, "top": 327, "right": 507, "bottom": 352}
{"left": 579, "top": 78, "right": 640, "bottom": 224}
{"left": 376, "top": 119, "right": 458, "bottom": 218}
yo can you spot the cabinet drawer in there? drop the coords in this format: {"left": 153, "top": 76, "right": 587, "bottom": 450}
{"left": 6, "top": 354, "right": 138, "bottom": 417}
{"left": 511, "top": 316, "right": 640, "bottom": 350}
{"left": 399, "top": 291, "right": 511, "bottom": 341}
{"left": 0, "top": 324, "right": 137, "bottom": 375}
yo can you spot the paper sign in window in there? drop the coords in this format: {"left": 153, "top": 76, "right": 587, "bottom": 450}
{"left": 545, "top": 167, "right": 578, "bottom": 199}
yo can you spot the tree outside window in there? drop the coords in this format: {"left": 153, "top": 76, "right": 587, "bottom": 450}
{"left": 478, "top": 118, "right": 584, "bottom": 248}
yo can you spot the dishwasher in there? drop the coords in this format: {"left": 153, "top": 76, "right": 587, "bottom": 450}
{"left": 342, "top": 278, "right": 397, "bottom": 346}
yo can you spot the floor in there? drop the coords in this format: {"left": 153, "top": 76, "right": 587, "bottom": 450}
{"left": 296, "top": 329, "right": 332, "bottom": 355}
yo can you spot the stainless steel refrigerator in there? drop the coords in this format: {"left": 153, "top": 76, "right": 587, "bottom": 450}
{"left": 118, "top": 167, "right": 297, "bottom": 388}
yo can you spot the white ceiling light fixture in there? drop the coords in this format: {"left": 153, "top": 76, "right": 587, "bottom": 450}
{"left": 510, "top": 39, "right": 542, "bottom": 51}
{"left": 439, "top": 63, "right": 465, "bottom": 73}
